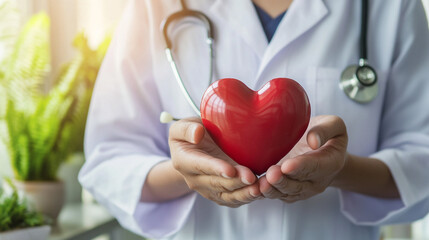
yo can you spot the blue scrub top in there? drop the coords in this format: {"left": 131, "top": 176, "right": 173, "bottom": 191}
{"left": 253, "top": 4, "right": 287, "bottom": 42}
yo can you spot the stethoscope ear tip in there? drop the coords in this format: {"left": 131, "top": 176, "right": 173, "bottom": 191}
{"left": 160, "top": 111, "right": 182, "bottom": 123}
{"left": 160, "top": 111, "right": 174, "bottom": 123}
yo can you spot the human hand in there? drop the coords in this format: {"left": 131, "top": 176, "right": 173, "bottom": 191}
{"left": 259, "top": 115, "right": 348, "bottom": 203}
{"left": 169, "top": 118, "right": 262, "bottom": 207}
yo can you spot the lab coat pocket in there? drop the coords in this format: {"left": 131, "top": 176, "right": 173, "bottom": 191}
{"left": 314, "top": 67, "right": 388, "bottom": 155}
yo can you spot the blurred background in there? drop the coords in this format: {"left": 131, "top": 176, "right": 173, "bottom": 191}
{"left": 0, "top": 1, "right": 429, "bottom": 240}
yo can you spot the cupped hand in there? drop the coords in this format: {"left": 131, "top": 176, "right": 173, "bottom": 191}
{"left": 169, "top": 118, "right": 262, "bottom": 208}
{"left": 259, "top": 115, "right": 348, "bottom": 203}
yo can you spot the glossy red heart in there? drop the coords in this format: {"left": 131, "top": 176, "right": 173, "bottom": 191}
{"left": 200, "top": 78, "right": 311, "bottom": 175}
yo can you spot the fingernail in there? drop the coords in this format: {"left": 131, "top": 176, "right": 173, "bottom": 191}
{"left": 191, "top": 125, "right": 198, "bottom": 143}
{"left": 241, "top": 177, "right": 252, "bottom": 185}
{"left": 221, "top": 173, "right": 231, "bottom": 179}
{"left": 315, "top": 134, "right": 322, "bottom": 148}
{"left": 250, "top": 189, "right": 260, "bottom": 198}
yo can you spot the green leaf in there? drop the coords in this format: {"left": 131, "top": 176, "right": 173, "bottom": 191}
{"left": 0, "top": 182, "right": 46, "bottom": 232}
{"left": 4, "top": 13, "right": 50, "bottom": 112}
{"left": 17, "top": 134, "right": 31, "bottom": 180}
{"left": 0, "top": 1, "right": 20, "bottom": 59}
{"left": 2, "top": 11, "right": 111, "bottom": 181}
{"left": 96, "top": 35, "right": 112, "bottom": 62}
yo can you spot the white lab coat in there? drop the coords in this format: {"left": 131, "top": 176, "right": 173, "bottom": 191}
{"left": 78, "top": 0, "right": 429, "bottom": 239}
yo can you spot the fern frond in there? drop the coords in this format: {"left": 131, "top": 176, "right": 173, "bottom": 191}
{"left": 54, "top": 55, "right": 84, "bottom": 98}
{"left": 16, "top": 134, "right": 30, "bottom": 180}
{"left": 27, "top": 94, "right": 74, "bottom": 180}
{"left": 68, "top": 89, "right": 92, "bottom": 152}
{"left": 0, "top": 83, "right": 6, "bottom": 118}
{"left": 0, "top": 181, "right": 46, "bottom": 231}
{"left": 3, "top": 13, "right": 50, "bottom": 111}
{"left": 96, "top": 35, "right": 112, "bottom": 62}
{"left": 0, "top": 1, "right": 20, "bottom": 58}
{"left": 5, "top": 100, "right": 30, "bottom": 180}
{"left": 40, "top": 96, "right": 75, "bottom": 180}
{"left": 27, "top": 97, "right": 53, "bottom": 180}
{"left": 45, "top": 122, "right": 73, "bottom": 180}
{"left": 3, "top": 18, "right": 111, "bottom": 181}
{"left": 65, "top": 34, "right": 111, "bottom": 153}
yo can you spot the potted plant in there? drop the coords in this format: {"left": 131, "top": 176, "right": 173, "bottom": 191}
{"left": 0, "top": 182, "right": 50, "bottom": 240}
{"left": 0, "top": 12, "right": 110, "bottom": 221}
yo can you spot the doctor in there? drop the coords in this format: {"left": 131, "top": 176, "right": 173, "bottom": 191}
{"left": 79, "top": 0, "right": 429, "bottom": 239}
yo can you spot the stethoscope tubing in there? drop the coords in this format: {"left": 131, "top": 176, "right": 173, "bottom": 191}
{"left": 162, "top": 0, "right": 378, "bottom": 110}
{"left": 161, "top": 0, "right": 215, "bottom": 116}
{"left": 164, "top": 39, "right": 214, "bottom": 116}
{"left": 360, "top": 0, "right": 368, "bottom": 61}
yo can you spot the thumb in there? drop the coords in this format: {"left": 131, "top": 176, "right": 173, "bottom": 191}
{"left": 169, "top": 118, "right": 205, "bottom": 144}
{"left": 306, "top": 115, "right": 347, "bottom": 150}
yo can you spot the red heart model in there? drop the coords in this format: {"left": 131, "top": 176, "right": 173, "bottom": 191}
{"left": 200, "top": 78, "right": 311, "bottom": 175}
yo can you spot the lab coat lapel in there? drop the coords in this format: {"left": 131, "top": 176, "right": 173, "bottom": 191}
{"left": 209, "top": 0, "right": 267, "bottom": 60}
{"left": 257, "top": 0, "right": 328, "bottom": 79}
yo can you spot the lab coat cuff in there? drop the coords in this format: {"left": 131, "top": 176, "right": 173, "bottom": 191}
{"left": 133, "top": 192, "right": 197, "bottom": 239}
{"left": 105, "top": 154, "right": 198, "bottom": 239}
{"left": 373, "top": 150, "right": 413, "bottom": 206}
{"left": 79, "top": 154, "right": 170, "bottom": 235}
{"left": 339, "top": 149, "right": 425, "bottom": 225}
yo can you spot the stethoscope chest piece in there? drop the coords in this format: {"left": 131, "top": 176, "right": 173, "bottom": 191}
{"left": 340, "top": 62, "right": 378, "bottom": 104}
{"left": 339, "top": 0, "right": 378, "bottom": 104}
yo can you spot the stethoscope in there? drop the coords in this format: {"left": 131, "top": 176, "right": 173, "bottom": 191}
{"left": 160, "top": 0, "right": 378, "bottom": 122}
{"left": 161, "top": 0, "right": 214, "bottom": 117}
{"left": 339, "top": 0, "right": 378, "bottom": 104}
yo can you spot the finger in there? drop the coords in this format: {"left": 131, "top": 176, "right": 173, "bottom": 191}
{"left": 235, "top": 165, "right": 257, "bottom": 186}
{"left": 280, "top": 188, "right": 318, "bottom": 203}
{"left": 265, "top": 165, "right": 283, "bottom": 185}
{"left": 306, "top": 115, "right": 347, "bottom": 150}
{"left": 259, "top": 176, "right": 284, "bottom": 199}
{"left": 281, "top": 150, "right": 347, "bottom": 181}
{"left": 169, "top": 118, "right": 205, "bottom": 144}
{"left": 280, "top": 194, "right": 303, "bottom": 203}
{"left": 269, "top": 175, "right": 312, "bottom": 195}
{"left": 280, "top": 156, "right": 320, "bottom": 181}
{"left": 172, "top": 149, "right": 236, "bottom": 178}
{"left": 281, "top": 116, "right": 348, "bottom": 180}
{"left": 266, "top": 165, "right": 311, "bottom": 195}
{"left": 190, "top": 174, "right": 251, "bottom": 192}
{"left": 217, "top": 184, "right": 261, "bottom": 206}
{"left": 258, "top": 176, "right": 271, "bottom": 193}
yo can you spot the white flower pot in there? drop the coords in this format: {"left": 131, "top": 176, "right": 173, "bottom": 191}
{"left": 0, "top": 225, "right": 51, "bottom": 240}
{"left": 13, "top": 180, "right": 65, "bottom": 222}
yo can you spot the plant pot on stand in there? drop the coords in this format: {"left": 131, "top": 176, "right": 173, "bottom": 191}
{"left": 13, "top": 180, "right": 64, "bottom": 222}
{"left": 0, "top": 226, "right": 51, "bottom": 240}
{"left": 0, "top": 182, "right": 51, "bottom": 240}
{"left": 0, "top": 10, "right": 110, "bottom": 226}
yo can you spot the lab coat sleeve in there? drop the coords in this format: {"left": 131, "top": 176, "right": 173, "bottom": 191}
{"left": 339, "top": 0, "right": 429, "bottom": 225}
{"left": 78, "top": 0, "right": 197, "bottom": 238}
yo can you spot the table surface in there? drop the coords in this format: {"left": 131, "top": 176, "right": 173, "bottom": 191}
{"left": 49, "top": 202, "right": 119, "bottom": 240}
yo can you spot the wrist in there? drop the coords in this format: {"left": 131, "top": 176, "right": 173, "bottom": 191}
{"left": 141, "top": 160, "right": 192, "bottom": 202}
{"left": 330, "top": 152, "right": 352, "bottom": 188}
{"left": 329, "top": 153, "right": 400, "bottom": 198}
